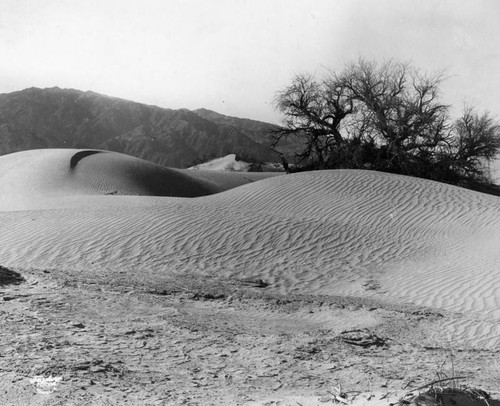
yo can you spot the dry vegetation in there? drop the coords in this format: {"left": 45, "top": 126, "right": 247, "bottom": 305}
{"left": 273, "top": 58, "right": 500, "bottom": 191}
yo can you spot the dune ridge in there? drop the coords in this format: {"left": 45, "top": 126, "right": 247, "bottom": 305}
{"left": 1, "top": 149, "right": 500, "bottom": 347}
{"left": 0, "top": 149, "right": 281, "bottom": 210}
{"left": 69, "top": 150, "right": 103, "bottom": 170}
{"left": 0, "top": 149, "right": 223, "bottom": 210}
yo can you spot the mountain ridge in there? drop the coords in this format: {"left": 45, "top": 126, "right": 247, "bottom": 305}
{"left": 0, "top": 87, "right": 287, "bottom": 168}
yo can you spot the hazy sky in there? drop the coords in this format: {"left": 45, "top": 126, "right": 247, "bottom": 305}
{"left": 1, "top": 0, "right": 500, "bottom": 123}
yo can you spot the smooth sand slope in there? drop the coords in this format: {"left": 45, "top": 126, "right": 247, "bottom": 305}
{"left": 0, "top": 149, "right": 279, "bottom": 210}
{"left": 0, "top": 149, "right": 220, "bottom": 208}
{"left": 1, "top": 149, "right": 500, "bottom": 347}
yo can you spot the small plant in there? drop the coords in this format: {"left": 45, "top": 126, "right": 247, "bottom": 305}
{"left": 0, "top": 266, "right": 24, "bottom": 286}
{"left": 400, "top": 385, "right": 492, "bottom": 406}
{"left": 399, "top": 346, "right": 493, "bottom": 406}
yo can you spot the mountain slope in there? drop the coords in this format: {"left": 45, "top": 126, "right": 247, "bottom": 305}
{"left": 194, "top": 107, "right": 303, "bottom": 160}
{"left": 0, "top": 87, "right": 279, "bottom": 167}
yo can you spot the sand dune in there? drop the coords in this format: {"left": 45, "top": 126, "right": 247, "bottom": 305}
{"left": 0, "top": 149, "right": 222, "bottom": 207}
{"left": 1, "top": 149, "right": 500, "bottom": 347}
{"left": 0, "top": 149, "right": 280, "bottom": 210}
{"left": 188, "top": 153, "right": 253, "bottom": 171}
{"left": 187, "top": 153, "right": 283, "bottom": 172}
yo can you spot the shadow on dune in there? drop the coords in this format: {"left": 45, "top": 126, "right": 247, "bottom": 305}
{"left": 69, "top": 150, "right": 103, "bottom": 170}
{"left": 67, "top": 149, "right": 217, "bottom": 197}
{"left": 0, "top": 266, "right": 24, "bottom": 286}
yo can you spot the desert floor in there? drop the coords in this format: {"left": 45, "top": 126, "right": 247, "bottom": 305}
{"left": 1, "top": 266, "right": 499, "bottom": 405}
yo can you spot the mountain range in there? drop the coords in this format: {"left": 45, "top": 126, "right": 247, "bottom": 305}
{"left": 0, "top": 87, "right": 298, "bottom": 168}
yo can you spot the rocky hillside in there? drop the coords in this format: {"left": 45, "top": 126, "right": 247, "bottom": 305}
{"left": 0, "top": 87, "right": 286, "bottom": 168}
{"left": 194, "top": 108, "right": 303, "bottom": 161}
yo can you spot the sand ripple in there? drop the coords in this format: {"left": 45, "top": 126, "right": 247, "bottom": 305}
{"left": 1, "top": 150, "right": 500, "bottom": 347}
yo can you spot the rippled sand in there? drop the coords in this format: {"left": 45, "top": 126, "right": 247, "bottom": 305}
{"left": 1, "top": 148, "right": 500, "bottom": 348}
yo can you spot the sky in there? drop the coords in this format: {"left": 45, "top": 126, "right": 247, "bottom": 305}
{"left": 1, "top": 0, "right": 500, "bottom": 124}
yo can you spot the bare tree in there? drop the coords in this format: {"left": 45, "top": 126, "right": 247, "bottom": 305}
{"left": 340, "top": 59, "right": 451, "bottom": 173}
{"left": 272, "top": 73, "right": 354, "bottom": 168}
{"left": 273, "top": 58, "right": 500, "bottom": 186}
{"left": 446, "top": 106, "right": 500, "bottom": 180}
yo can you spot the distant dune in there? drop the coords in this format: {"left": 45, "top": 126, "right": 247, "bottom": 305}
{"left": 188, "top": 153, "right": 283, "bottom": 172}
{"left": 1, "top": 149, "right": 500, "bottom": 348}
{"left": 189, "top": 153, "right": 257, "bottom": 172}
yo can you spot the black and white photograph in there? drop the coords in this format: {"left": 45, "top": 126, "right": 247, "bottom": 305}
{"left": 1, "top": 1, "right": 500, "bottom": 405}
